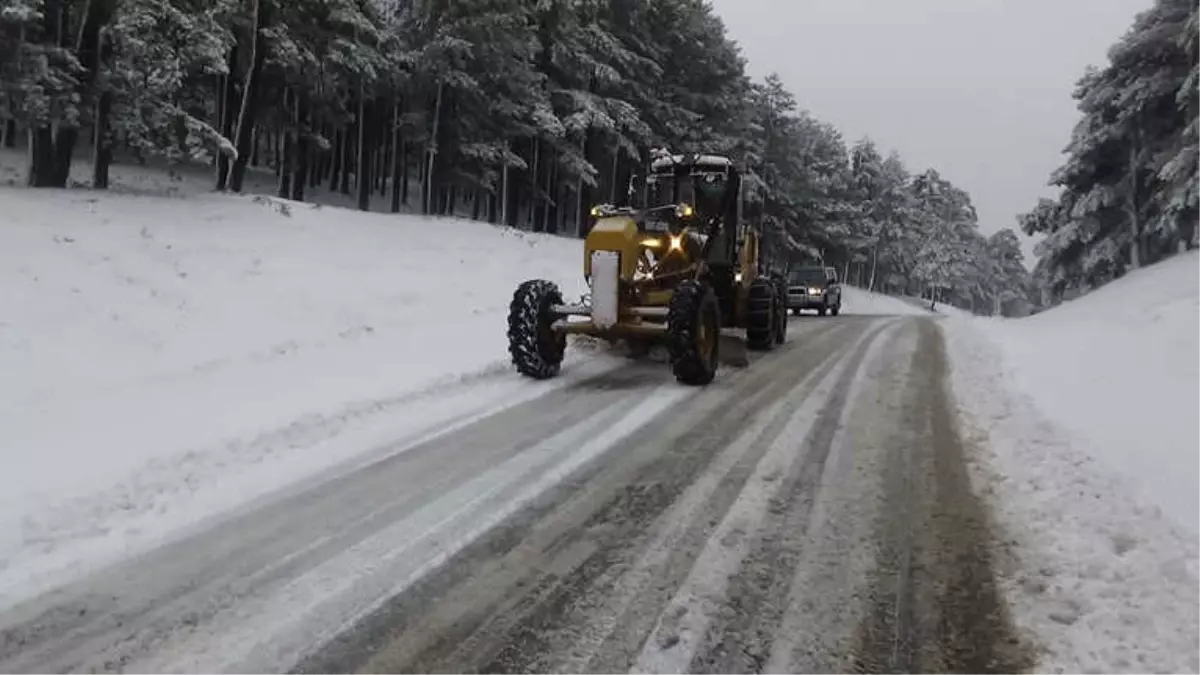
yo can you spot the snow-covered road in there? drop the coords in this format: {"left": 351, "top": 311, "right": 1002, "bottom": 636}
{"left": 0, "top": 315, "right": 1032, "bottom": 674}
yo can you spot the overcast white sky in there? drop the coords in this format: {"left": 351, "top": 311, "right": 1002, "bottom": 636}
{"left": 708, "top": 0, "right": 1152, "bottom": 262}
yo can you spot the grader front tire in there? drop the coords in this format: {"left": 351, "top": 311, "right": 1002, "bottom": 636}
{"left": 667, "top": 280, "right": 720, "bottom": 386}
{"left": 507, "top": 279, "right": 567, "bottom": 379}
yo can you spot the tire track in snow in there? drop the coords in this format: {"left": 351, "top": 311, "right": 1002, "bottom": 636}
{"left": 634, "top": 318, "right": 900, "bottom": 674}
{"left": 846, "top": 319, "right": 1033, "bottom": 674}
{"left": 535, "top": 324, "right": 868, "bottom": 675}
{"left": 0, "top": 362, "right": 673, "bottom": 673}
{"left": 298, "top": 316, "right": 1031, "bottom": 675}
{"left": 761, "top": 320, "right": 925, "bottom": 674}
{"left": 291, "top": 318, "right": 879, "bottom": 673}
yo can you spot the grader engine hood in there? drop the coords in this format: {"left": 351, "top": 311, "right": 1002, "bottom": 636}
{"left": 583, "top": 216, "right": 641, "bottom": 280}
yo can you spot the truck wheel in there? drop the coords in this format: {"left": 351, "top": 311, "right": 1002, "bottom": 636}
{"left": 508, "top": 279, "right": 567, "bottom": 379}
{"left": 746, "top": 278, "right": 775, "bottom": 351}
{"left": 668, "top": 280, "right": 720, "bottom": 385}
{"left": 830, "top": 303, "right": 840, "bottom": 317}
{"left": 817, "top": 302, "right": 828, "bottom": 317}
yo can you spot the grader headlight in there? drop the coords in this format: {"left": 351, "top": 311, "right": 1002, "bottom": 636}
{"left": 642, "top": 237, "right": 663, "bottom": 248}
{"left": 669, "top": 234, "right": 684, "bottom": 252}
{"left": 675, "top": 203, "right": 694, "bottom": 218}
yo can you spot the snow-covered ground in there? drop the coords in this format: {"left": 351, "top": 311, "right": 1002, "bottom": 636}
{"left": 840, "top": 284, "right": 932, "bottom": 316}
{"left": 942, "top": 252, "right": 1199, "bottom": 672}
{"left": 0, "top": 180, "right": 615, "bottom": 607}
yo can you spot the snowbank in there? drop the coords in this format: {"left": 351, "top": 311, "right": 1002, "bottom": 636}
{"left": 0, "top": 185, "right": 605, "bottom": 606}
{"left": 971, "top": 252, "right": 1198, "bottom": 531}
{"left": 840, "top": 285, "right": 932, "bottom": 316}
{"left": 942, "top": 252, "right": 1199, "bottom": 672}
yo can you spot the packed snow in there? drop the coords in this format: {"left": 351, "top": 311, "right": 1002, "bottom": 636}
{"left": 0, "top": 182, "right": 615, "bottom": 606}
{"left": 941, "top": 252, "right": 1199, "bottom": 673}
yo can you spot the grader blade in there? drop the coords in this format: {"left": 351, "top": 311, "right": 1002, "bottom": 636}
{"left": 718, "top": 329, "right": 750, "bottom": 368}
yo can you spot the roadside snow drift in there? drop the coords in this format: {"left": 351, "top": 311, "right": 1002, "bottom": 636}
{"left": 0, "top": 186, "right": 597, "bottom": 606}
{"left": 942, "top": 252, "right": 1199, "bottom": 673}
{"left": 977, "top": 251, "right": 1198, "bottom": 531}
{"left": 841, "top": 285, "right": 932, "bottom": 316}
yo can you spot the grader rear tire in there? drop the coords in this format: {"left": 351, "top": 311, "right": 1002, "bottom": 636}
{"left": 507, "top": 279, "right": 567, "bottom": 379}
{"left": 667, "top": 280, "right": 720, "bottom": 386}
{"left": 746, "top": 278, "right": 776, "bottom": 351}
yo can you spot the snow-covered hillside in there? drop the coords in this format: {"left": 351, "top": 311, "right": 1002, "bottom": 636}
{"left": 0, "top": 185, "right": 609, "bottom": 606}
{"left": 942, "top": 252, "right": 1199, "bottom": 673}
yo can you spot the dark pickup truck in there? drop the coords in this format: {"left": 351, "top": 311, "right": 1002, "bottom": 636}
{"left": 787, "top": 266, "right": 842, "bottom": 316}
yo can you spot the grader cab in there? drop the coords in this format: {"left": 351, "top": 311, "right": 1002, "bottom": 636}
{"left": 506, "top": 152, "right": 788, "bottom": 385}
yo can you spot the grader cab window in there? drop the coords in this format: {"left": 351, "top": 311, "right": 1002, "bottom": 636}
{"left": 645, "top": 169, "right": 728, "bottom": 219}
{"left": 646, "top": 172, "right": 695, "bottom": 208}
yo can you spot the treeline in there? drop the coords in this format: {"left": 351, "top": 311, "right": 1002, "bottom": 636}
{"left": 1019, "top": 0, "right": 1198, "bottom": 306}
{"left": 1, "top": 0, "right": 1032, "bottom": 315}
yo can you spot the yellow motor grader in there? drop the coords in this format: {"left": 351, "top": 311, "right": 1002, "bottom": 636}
{"left": 506, "top": 152, "right": 788, "bottom": 385}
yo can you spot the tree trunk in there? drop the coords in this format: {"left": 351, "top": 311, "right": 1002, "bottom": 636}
{"left": 1125, "top": 134, "right": 1143, "bottom": 270}
{"left": 291, "top": 137, "right": 307, "bottom": 200}
{"left": 560, "top": 182, "right": 570, "bottom": 232}
{"left": 500, "top": 146, "right": 510, "bottom": 227}
{"left": 27, "top": 127, "right": 57, "bottom": 187}
{"left": 575, "top": 134, "right": 589, "bottom": 237}
{"left": 340, "top": 115, "right": 353, "bottom": 194}
{"left": 867, "top": 244, "right": 880, "bottom": 292}
{"left": 26, "top": 4, "right": 58, "bottom": 188}
{"left": 277, "top": 90, "right": 293, "bottom": 198}
{"left": 329, "top": 127, "right": 343, "bottom": 191}
{"left": 92, "top": 89, "right": 112, "bottom": 189}
{"left": 529, "top": 138, "right": 541, "bottom": 231}
{"left": 310, "top": 144, "right": 320, "bottom": 187}
{"left": 215, "top": 44, "right": 239, "bottom": 189}
{"left": 291, "top": 96, "right": 309, "bottom": 202}
{"left": 377, "top": 109, "right": 390, "bottom": 196}
{"left": 356, "top": 92, "right": 371, "bottom": 211}
{"left": 228, "top": 0, "right": 268, "bottom": 193}
{"left": 400, "top": 137, "right": 409, "bottom": 205}
{"left": 544, "top": 146, "right": 557, "bottom": 233}
{"left": 608, "top": 148, "right": 619, "bottom": 203}
{"left": 390, "top": 103, "right": 403, "bottom": 213}
{"left": 91, "top": 28, "right": 113, "bottom": 189}
{"left": 424, "top": 78, "right": 445, "bottom": 215}
{"left": 2, "top": 120, "right": 15, "bottom": 148}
